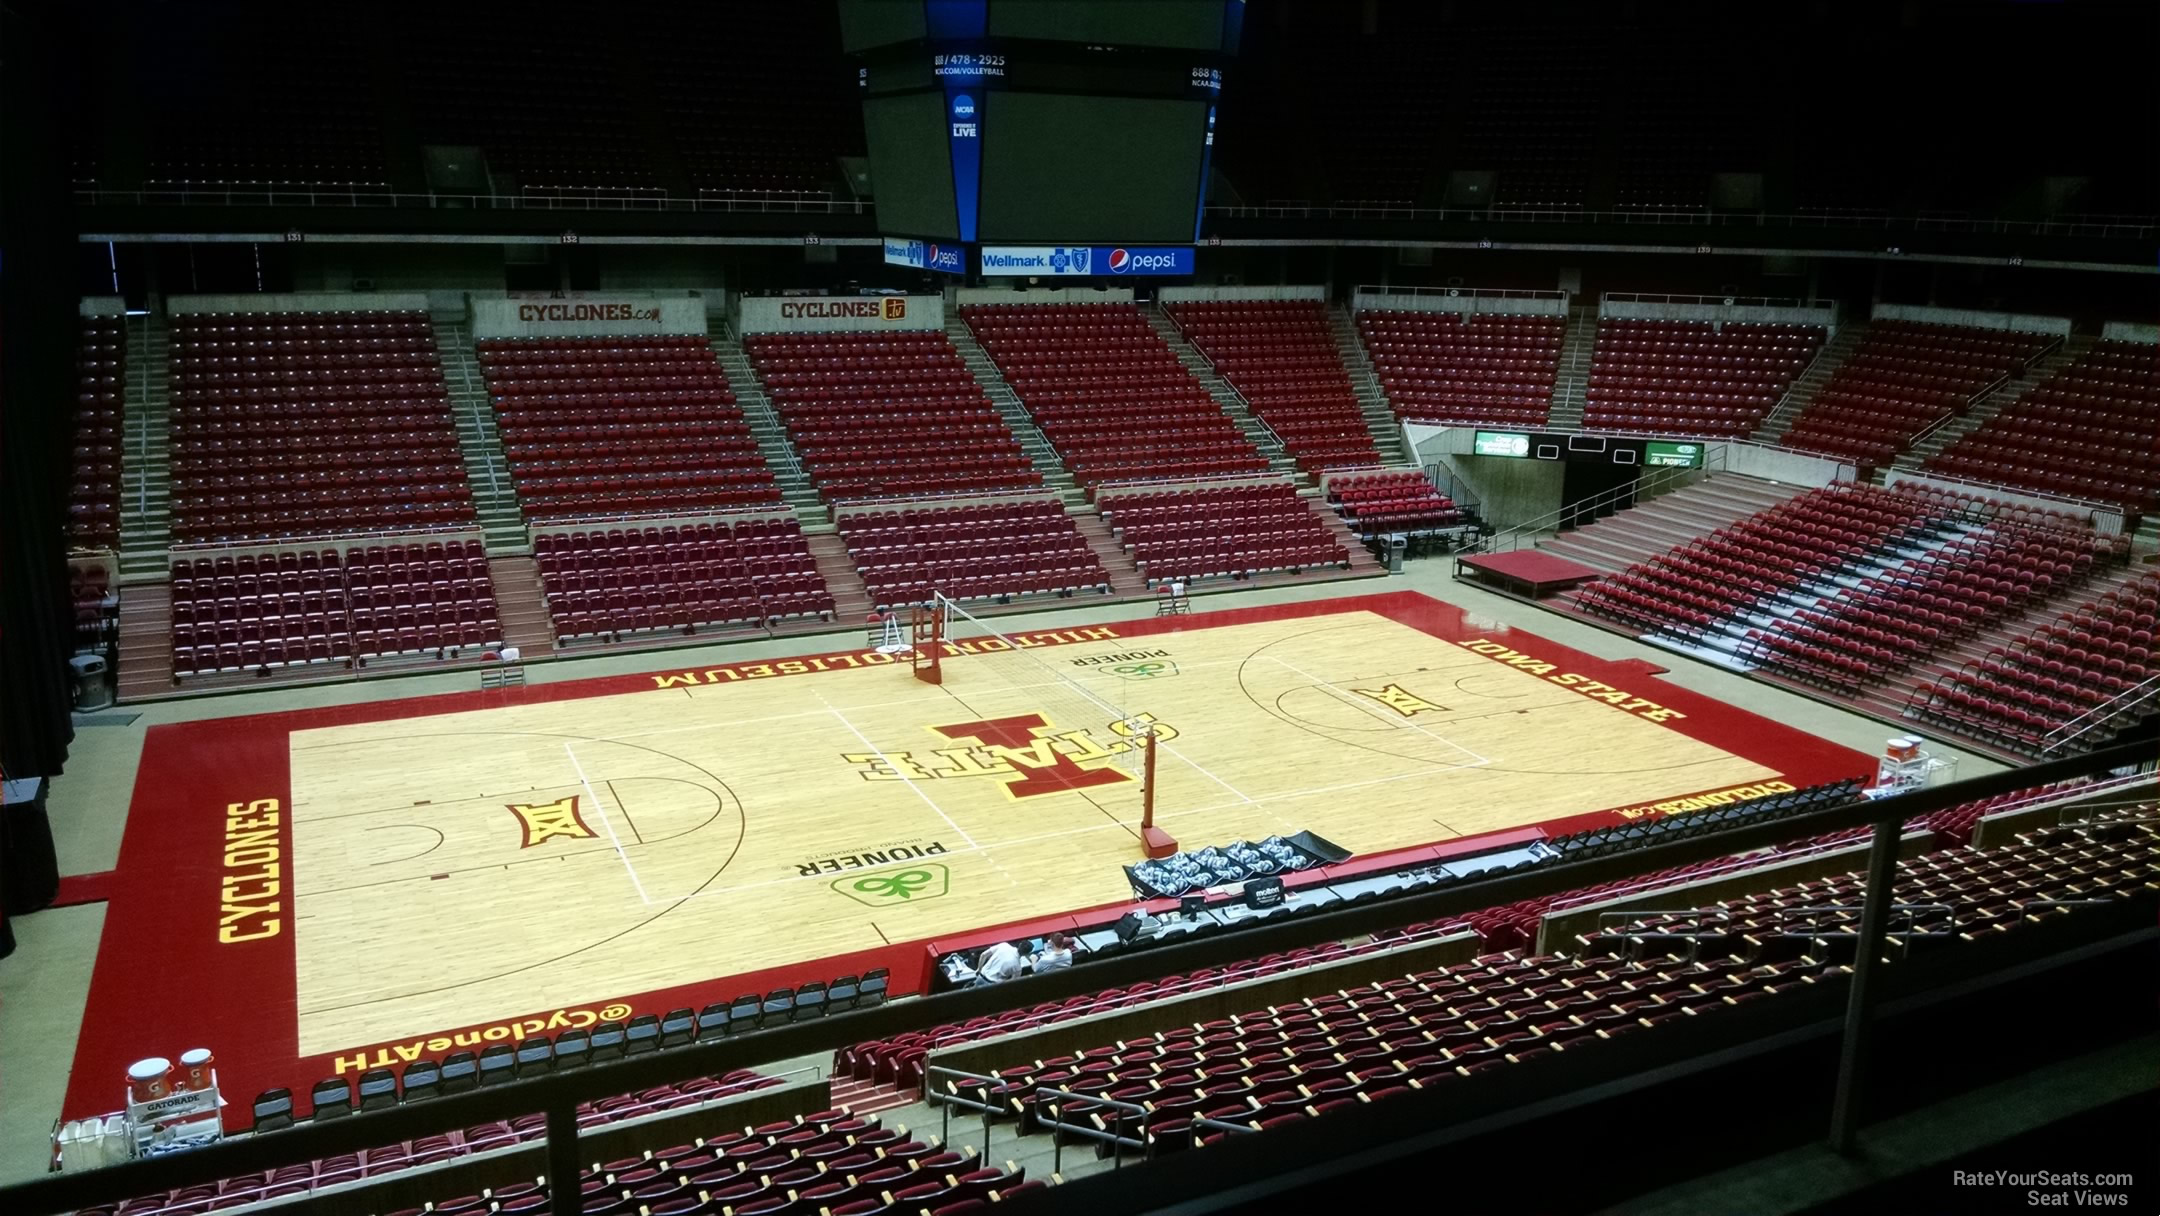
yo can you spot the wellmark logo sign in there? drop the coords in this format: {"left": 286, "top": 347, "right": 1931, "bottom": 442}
{"left": 832, "top": 863, "right": 951, "bottom": 906}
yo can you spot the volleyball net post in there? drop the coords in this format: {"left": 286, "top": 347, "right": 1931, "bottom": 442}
{"left": 908, "top": 600, "right": 946, "bottom": 684}
{"left": 1138, "top": 719, "right": 1179, "bottom": 859}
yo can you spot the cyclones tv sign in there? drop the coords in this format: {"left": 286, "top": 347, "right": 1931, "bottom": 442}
{"left": 778, "top": 298, "right": 908, "bottom": 321}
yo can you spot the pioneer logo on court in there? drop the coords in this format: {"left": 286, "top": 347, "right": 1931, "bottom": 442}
{"left": 507, "top": 794, "right": 599, "bottom": 848}
{"left": 832, "top": 862, "right": 951, "bottom": 906}
{"left": 842, "top": 712, "right": 1178, "bottom": 799}
{"left": 797, "top": 840, "right": 949, "bottom": 877}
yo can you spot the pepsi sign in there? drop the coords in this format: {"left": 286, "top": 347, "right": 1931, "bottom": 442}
{"left": 978, "top": 245, "right": 1195, "bottom": 277}
{"left": 883, "top": 238, "right": 965, "bottom": 275}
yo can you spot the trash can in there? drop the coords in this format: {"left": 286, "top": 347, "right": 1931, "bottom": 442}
{"left": 1385, "top": 534, "right": 1408, "bottom": 574}
{"left": 69, "top": 653, "right": 111, "bottom": 711}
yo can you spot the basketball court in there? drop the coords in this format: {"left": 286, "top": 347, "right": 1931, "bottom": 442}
{"left": 65, "top": 591, "right": 1871, "bottom": 1120}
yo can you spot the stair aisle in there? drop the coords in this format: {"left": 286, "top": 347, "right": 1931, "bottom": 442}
{"left": 709, "top": 333, "right": 825, "bottom": 516}
{"left": 1897, "top": 334, "right": 2095, "bottom": 469}
{"left": 117, "top": 311, "right": 173, "bottom": 580}
{"left": 1325, "top": 303, "right": 1409, "bottom": 463}
{"left": 1142, "top": 306, "right": 1300, "bottom": 478}
{"left": 940, "top": 316, "right": 1078, "bottom": 503}
{"left": 433, "top": 316, "right": 530, "bottom": 555}
{"left": 1068, "top": 511, "right": 1150, "bottom": 596}
{"left": 806, "top": 533, "right": 877, "bottom": 620}
{"left": 114, "top": 582, "right": 175, "bottom": 700}
{"left": 1548, "top": 303, "right": 1597, "bottom": 430}
{"left": 1536, "top": 474, "right": 1811, "bottom": 573}
{"left": 1752, "top": 321, "right": 1870, "bottom": 444}
{"left": 486, "top": 555, "right": 557, "bottom": 660}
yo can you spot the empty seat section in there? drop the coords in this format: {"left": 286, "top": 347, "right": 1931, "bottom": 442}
{"left": 167, "top": 309, "right": 475, "bottom": 542}
{"left": 741, "top": 330, "right": 1039, "bottom": 503}
{"left": 476, "top": 335, "right": 780, "bottom": 520}
{"left": 963, "top": 303, "right": 1268, "bottom": 490}
{"left": 168, "top": 538, "right": 500, "bottom": 677}
{"left": 1781, "top": 321, "right": 2053, "bottom": 467}
{"left": 533, "top": 515, "right": 832, "bottom": 642}
{"left": 71, "top": 314, "right": 124, "bottom": 548}
{"left": 1326, "top": 471, "right": 1464, "bottom": 537}
{"left": 1575, "top": 481, "right": 2126, "bottom": 694}
{"left": 1926, "top": 340, "right": 2160, "bottom": 511}
{"left": 1099, "top": 483, "right": 1347, "bottom": 585}
{"left": 1913, "top": 570, "right": 2160, "bottom": 753}
{"left": 1582, "top": 319, "right": 1822, "bottom": 437}
{"left": 1170, "top": 301, "right": 1380, "bottom": 473}
{"left": 1358, "top": 309, "right": 1562, "bottom": 428}
{"left": 838, "top": 498, "right": 1108, "bottom": 610}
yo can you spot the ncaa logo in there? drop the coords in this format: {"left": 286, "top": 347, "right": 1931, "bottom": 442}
{"left": 1107, "top": 248, "right": 1132, "bottom": 273}
{"left": 953, "top": 94, "right": 975, "bottom": 116}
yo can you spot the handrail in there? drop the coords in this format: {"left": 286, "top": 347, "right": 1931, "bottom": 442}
{"left": 1600, "top": 292, "right": 1821, "bottom": 311}
{"left": 78, "top": 186, "right": 875, "bottom": 217}
{"left": 1204, "top": 203, "right": 2160, "bottom": 239}
{"left": 1353, "top": 285, "right": 1568, "bottom": 303}
{"left": 168, "top": 524, "right": 485, "bottom": 557}
{"left": 439, "top": 319, "right": 506, "bottom": 500}
{"left": 1152, "top": 301, "right": 1287, "bottom": 458}
{"left": 1034, "top": 1085, "right": 1150, "bottom": 1173}
{"left": 1903, "top": 332, "right": 2062, "bottom": 454}
{"left": 1461, "top": 451, "right": 1720, "bottom": 556}
{"left": 2040, "top": 673, "right": 2160, "bottom": 754}
{"left": 10, "top": 740, "right": 2151, "bottom": 1216}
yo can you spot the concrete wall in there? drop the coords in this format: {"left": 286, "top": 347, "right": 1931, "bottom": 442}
{"left": 79, "top": 296, "right": 126, "bottom": 317}
{"left": 1718, "top": 441, "right": 1856, "bottom": 488}
{"left": 168, "top": 291, "right": 430, "bottom": 315}
{"left": 1871, "top": 302, "right": 2071, "bottom": 337}
{"left": 472, "top": 295, "right": 709, "bottom": 339}
{"left": 1353, "top": 287, "right": 1569, "bottom": 317}
{"left": 1599, "top": 295, "right": 1839, "bottom": 330}
{"left": 2100, "top": 321, "right": 2158, "bottom": 344}
{"left": 1158, "top": 285, "right": 1326, "bottom": 303}
{"left": 924, "top": 932, "right": 1480, "bottom": 1089}
{"left": 954, "top": 286, "right": 1135, "bottom": 307}
{"left": 1408, "top": 428, "right": 1568, "bottom": 529}
{"left": 286, "top": 244, "right": 509, "bottom": 296}
{"left": 737, "top": 293, "right": 943, "bottom": 334}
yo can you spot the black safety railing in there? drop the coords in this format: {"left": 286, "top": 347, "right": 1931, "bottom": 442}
{"left": 7, "top": 739, "right": 2153, "bottom": 1216}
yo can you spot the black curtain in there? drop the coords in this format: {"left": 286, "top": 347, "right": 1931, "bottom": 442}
{"left": 1, "top": 0, "right": 82, "bottom": 781}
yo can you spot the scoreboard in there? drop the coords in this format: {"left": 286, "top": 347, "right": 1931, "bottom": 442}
{"left": 846, "top": 0, "right": 1240, "bottom": 255}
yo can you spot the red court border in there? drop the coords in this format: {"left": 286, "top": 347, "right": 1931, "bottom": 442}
{"left": 67, "top": 590, "right": 1873, "bottom": 1125}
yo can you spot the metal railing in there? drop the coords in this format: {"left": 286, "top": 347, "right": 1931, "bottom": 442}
{"left": 1036, "top": 1086, "right": 1149, "bottom": 1173}
{"left": 78, "top": 186, "right": 872, "bottom": 215}
{"left": 2040, "top": 674, "right": 2160, "bottom": 755}
{"left": 1460, "top": 450, "right": 1722, "bottom": 556}
{"left": 8, "top": 741, "right": 2151, "bottom": 1216}
{"left": 1205, "top": 204, "right": 2160, "bottom": 239}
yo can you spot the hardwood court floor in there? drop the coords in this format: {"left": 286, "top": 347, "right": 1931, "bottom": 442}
{"left": 70, "top": 592, "right": 1869, "bottom": 1121}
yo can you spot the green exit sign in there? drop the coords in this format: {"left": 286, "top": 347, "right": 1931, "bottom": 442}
{"left": 1644, "top": 440, "right": 1704, "bottom": 468}
{"left": 1473, "top": 430, "right": 1532, "bottom": 458}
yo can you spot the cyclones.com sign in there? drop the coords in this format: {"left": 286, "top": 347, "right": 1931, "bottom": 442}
{"left": 515, "top": 303, "right": 660, "bottom": 323}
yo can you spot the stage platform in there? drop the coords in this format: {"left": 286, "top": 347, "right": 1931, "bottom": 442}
{"left": 1454, "top": 550, "right": 1607, "bottom": 599}
{"left": 67, "top": 590, "right": 1870, "bottom": 1125}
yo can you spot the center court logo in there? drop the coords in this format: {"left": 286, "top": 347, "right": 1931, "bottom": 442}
{"left": 832, "top": 863, "right": 951, "bottom": 906}
{"left": 841, "top": 712, "right": 1178, "bottom": 798}
{"left": 507, "top": 794, "right": 599, "bottom": 848}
